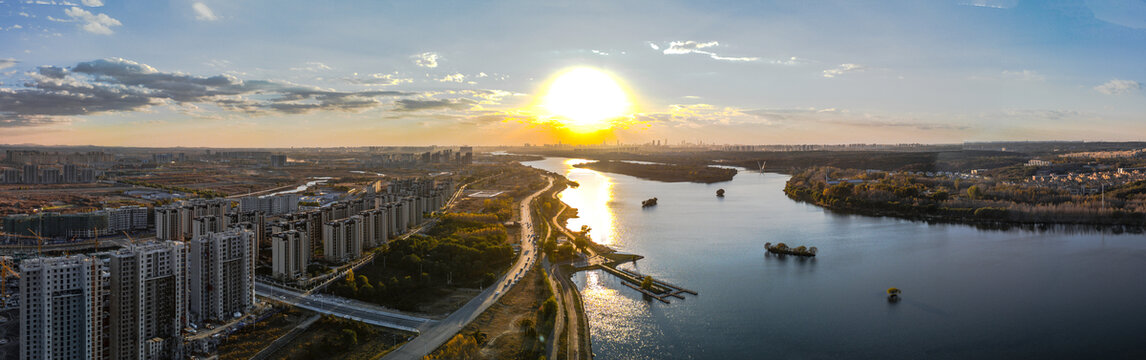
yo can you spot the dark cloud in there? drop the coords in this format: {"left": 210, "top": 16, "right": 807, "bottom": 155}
{"left": 393, "top": 98, "right": 476, "bottom": 112}
{"left": 0, "top": 58, "right": 416, "bottom": 126}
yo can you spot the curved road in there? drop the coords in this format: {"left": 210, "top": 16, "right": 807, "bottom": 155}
{"left": 381, "top": 176, "right": 553, "bottom": 360}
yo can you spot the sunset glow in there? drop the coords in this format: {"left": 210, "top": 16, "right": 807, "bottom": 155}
{"left": 542, "top": 68, "right": 633, "bottom": 133}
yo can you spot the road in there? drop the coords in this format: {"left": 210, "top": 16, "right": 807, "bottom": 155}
{"left": 255, "top": 282, "right": 430, "bottom": 333}
{"left": 381, "top": 176, "right": 553, "bottom": 360}
{"left": 543, "top": 186, "right": 591, "bottom": 360}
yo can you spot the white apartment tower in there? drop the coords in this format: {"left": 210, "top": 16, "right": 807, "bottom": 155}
{"left": 20, "top": 256, "right": 102, "bottom": 360}
{"left": 271, "top": 230, "right": 309, "bottom": 279}
{"left": 322, "top": 216, "right": 363, "bottom": 263}
{"left": 191, "top": 215, "right": 227, "bottom": 238}
{"left": 108, "top": 241, "right": 187, "bottom": 360}
{"left": 188, "top": 228, "right": 255, "bottom": 323}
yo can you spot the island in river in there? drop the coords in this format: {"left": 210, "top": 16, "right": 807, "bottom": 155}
{"left": 572, "top": 160, "right": 736, "bottom": 184}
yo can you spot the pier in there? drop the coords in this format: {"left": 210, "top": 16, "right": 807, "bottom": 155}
{"left": 571, "top": 253, "right": 697, "bottom": 304}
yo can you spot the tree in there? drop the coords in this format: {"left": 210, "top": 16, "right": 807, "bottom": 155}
{"left": 428, "top": 334, "right": 479, "bottom": 360}
{"left": 967, "top": 185, "right": 983, "bottom": 200}
{"left": 640, "top": 276, "right": 654, "bottom": 290}
{"left": 541, "top": 296, "right": 558, "bottom": 319}
{"left": 340, "top": 329, "right": 358, "bottom": 346}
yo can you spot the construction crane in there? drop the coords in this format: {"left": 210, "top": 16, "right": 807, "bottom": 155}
{"left": 28, "top": 230, "right": 44, "bottom": 256}
{"left": 0, "top": 258, "right": 19, "bottom": 308}
{"left": 123, "top": 231, "right": 136, "bottom": 245}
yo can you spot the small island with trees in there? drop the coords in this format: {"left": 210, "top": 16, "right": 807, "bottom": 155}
{"left": 572, "top": 160, "right": 736, "bottom": 183}
{"left": 764, "top": 242, "right": 817, "bottom": 257}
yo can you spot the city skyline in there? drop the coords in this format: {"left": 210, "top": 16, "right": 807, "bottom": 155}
{"left": 2, "top": 0, "right": 1145, "bottom": 146}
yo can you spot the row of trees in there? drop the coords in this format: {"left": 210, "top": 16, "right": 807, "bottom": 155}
{"left": 118, "top": 179, "right": 227, "bottom": 198}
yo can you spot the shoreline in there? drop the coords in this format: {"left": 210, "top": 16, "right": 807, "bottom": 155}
{"left": 784, "top": 184, "right": 1146, "bottom": 234}
{"left": 572, "top": 160, "right": 736, "bottom": 184}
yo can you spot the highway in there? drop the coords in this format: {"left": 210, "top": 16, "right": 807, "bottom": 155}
{"left": 255, "top": 282, "right": 431, "bottom": 333}
{"left": 381, "top": 176, "right": 552, "bottom": 360}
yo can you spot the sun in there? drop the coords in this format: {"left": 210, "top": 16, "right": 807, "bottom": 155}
{"left": 542, "top": 67, "right": 632, "bottom": 132}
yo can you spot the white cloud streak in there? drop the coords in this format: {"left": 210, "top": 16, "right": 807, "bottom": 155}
{"left": 1094, "top": 79, "right": 1141, "bottom": 95}
{"left": 192, "top": 2, "right": 218, "bottom": 21}
{"left": 822, "top": 63, "right": 865, "bottom": 78}
{"left": 64, "top": 6, "right": 121, "bottom": 35}
{"left": 658, "top": 40, "right": 759, "bottom": 62}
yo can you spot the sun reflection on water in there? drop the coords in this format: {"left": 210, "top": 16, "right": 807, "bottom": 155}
{"left": 558, "top": 158, "right": 617, "bottom": 246}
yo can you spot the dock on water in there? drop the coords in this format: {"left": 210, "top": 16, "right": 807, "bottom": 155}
{"left": 571, "top": 254, "right": 697, "bottom": 304}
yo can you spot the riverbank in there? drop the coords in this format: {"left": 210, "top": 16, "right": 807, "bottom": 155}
{"left": 784, "top": 167, "right": 1146, "bottom": 232}
{"left": 572, "top": 160, "right": 736, "bottom": 184}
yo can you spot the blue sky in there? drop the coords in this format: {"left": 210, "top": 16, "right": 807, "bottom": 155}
{"left": 1, "top": 0, "right": 1144, "bottom": 146}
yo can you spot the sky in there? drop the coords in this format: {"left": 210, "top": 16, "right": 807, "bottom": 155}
{"left": 1, "top": 0, "right": 1145, "bottom": 147}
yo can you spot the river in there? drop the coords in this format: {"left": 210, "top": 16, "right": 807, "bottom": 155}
{"left": 523, "top": 157, "right": 1146, "bottom": 359}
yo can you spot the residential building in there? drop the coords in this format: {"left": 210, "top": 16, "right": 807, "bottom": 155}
{"left": 188, "top": 228, "right": 255, "bottom": 323}
{"left": 271, "top": 230, "right": 309, "bottom": 279}
{"left": 108, "top": 241, "right": 187, "bottom": 360}
{"left": 20, "top": 255, "right": 102, "bottom": 360}
{"left": 323, "top": 216, "right": 363, "bottom": 263}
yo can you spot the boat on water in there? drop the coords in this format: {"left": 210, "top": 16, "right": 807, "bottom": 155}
{"left": 642, "top": 197, "right": 658, "bottom": 207}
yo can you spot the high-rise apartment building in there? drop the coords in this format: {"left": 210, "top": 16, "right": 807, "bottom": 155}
{"left": 20, "top": 255, "right": 102, "bottom": 360}
{"left": 107, "top": 241, "right": 187, "bottom": 360}
{"left": 187, "top": 228, "right": 255, "bottom": 323}
{"left": 323, "top": 216, "right": 363, "bottom": 263}
{"left": 271, "top": 230, "right": 309, "bottom": 279}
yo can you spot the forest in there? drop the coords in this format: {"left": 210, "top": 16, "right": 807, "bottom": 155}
{"left": 328, "top": 213, "right": 516, "bottom": 311}
{"left": 784, "top": 166, "right": 1146, "bottom": 229}
{"left": 572, "top": 160, "right": 736, "bottom": 183}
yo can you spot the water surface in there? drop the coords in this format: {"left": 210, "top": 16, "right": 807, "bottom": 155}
{"left": 525, "top": 157, "right": 1146, "bottom": 359}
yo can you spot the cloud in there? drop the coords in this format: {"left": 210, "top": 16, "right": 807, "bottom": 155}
{"left": 0, "top": 59, "right": 17, "bottom": 71}
{"left": 1085, "top": 0, "right": 1146, "bottom": 29}
{"left": 413, "top": 52, "right": 440, "bottom": 68}
{"left": 591, "top": 50, "right": 609, "bottom": 56}
{"left": 64, "top": 6, "right": 122, "bottom": 35}
{"left": 1001, "top": 69, "right": 1045, "bottom": 81}
{"left": 192, "top": 2, "right": 218, "bottom": 21}
{"left": 1094, "top": 79, "right": 1141, "bottom": 94}
{"left": 746, "top": 107, "right": 968, "bottom": 130}
{"left": 658, "top": 40, "right": 760, "bottom": 62}
{"left": 822, "top": 63, "right": 865, "bottom": 78}
{"left": 393, "top": 98, "right": 475, "bottom": 112}
{"left": 769, "top": 57, "right": 808, "bottom": 66}
{"left": 0, "top": 58, "right": 417, "bottom": 126}
{"left": 344, "top": 73, "right": 413, "bottom": 86}
{"left": 81, "top": 0, "right": 103, "bottom": 6}
{"left": 959, "top": 0, "right": 1019, "bottom": 9}
{"left": 289, "top": 62, "right": 333, "bottom": 72}
{"left": 436, "top": 73, "right": 465, "bottom": 83}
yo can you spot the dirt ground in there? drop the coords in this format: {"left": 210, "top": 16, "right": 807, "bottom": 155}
{"left": 269, "top": 315, "right": 412, "bottom": 360}
{"left": 215, "top": 306, "right": 313, "bottom": 360}
{"left": 417, "top": 287, "right": 484, "bottom": 318}
{"left": 460, "top": 264, "right": 551, "bottom": 359}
